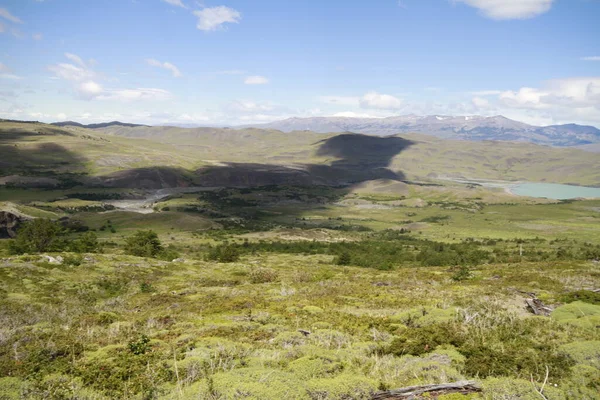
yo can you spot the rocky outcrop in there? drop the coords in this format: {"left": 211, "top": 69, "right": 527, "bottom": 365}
{"left": 0, "top": 211, "right": 23, "bottom": 238}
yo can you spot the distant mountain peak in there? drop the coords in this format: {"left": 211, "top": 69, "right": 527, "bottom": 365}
{"left": 239, "top": 114, "right": 600, "bottom": 147}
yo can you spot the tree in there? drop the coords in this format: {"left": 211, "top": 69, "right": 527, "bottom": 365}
{"left": 336, "top": 252, "right": 352, "bottom": 266}
{"left": 8, "top": 219, "right": 63, "bottom": 254}
{"left": 72, "top": 231, "right": 100, "bottom": 253}
{"left": 124, "top": 230, "right": 163, "bottom": 258}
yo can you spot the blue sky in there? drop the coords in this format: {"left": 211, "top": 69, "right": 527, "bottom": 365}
{"left": 1, "top": 0, "right": 599, "bottom": 126}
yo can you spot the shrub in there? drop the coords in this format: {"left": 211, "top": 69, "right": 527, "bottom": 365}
{"left": 71, "top": 231, "right": 99, "bottom": 253}
{"left": 560, "top": 290, "right": 600, "bottom": 305}
{"left": 128, "top": 335, "right": 151, "bottom": 355}
{"left": 249, "top": 267, "right": 279, "bottom": 284}
{"left": 8, "top": 219, "right": 64, "bottom": 254}
{"left": 124, "top": 230, "right": 163, "bottom": 258}
{"left": 62, "top": 254, "right": 83, "bottom": 266}
{"left": 206, "top": 244, "right": 240, "bottom": 263}
{"left": 335, "top": 252, "right": 352, "bottom": 266}
{"left": 451, "top": 266, "right": 472, "bottom": 281}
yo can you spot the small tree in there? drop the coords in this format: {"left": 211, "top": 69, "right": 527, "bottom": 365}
{"left": 8, "top": 219, "right": 63, "bottom": 254}
{"left": 124, "top": 230, "right": 163, "bottom": 258}
{"left": 72, "top": 231, "right": 100, "bottom": 253}
{"left": 206, "top": 244, "right": 240, "bottom": 263}
{"left": 335, "top": 252, "right": 352, "bottom": 266}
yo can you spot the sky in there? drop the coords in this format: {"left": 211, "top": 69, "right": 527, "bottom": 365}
{"left": 0, "top": 0, "right": 600, "bottom": 127}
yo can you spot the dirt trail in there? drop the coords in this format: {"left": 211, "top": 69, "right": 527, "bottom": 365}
{"left": 104, "top": 187, "right": 218, "bottom": 214}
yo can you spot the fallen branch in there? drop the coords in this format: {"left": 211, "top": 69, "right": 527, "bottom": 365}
{"left": 525, "top": 298, "right": 553, "bottom": 316}
{"left": 371, "top": 381, "right": 481, "bottom": 399}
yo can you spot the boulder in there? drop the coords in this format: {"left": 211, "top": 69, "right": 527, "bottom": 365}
{"left": 0, "top": 211, "right": 23, "bottom": 238}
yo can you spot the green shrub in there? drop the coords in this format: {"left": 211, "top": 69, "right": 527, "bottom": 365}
{"left": 560, "top": 290, "right": 600, "bottom": 305}
{"left": 335, "top": 252, "right": 352, "bottom": 266}
{"left": 205, "top": 244, "right": 240, "bottom": 263}
{"left": 451, "top": 266, "right": 472, "bottom": 281}
{"left": 124, "top": 230, "right": 163, "bottom": 258}
{"left": 62, "top": 254, "right": 83, "bottom": 266}
{"left": 71, "top": 231, "right": 99, "bottom": 253}
{"left": 8, "top": 219, "right": 64, "bottom": 254}
{"left": 128, "top": 335, "right": 151, "bottom": 355}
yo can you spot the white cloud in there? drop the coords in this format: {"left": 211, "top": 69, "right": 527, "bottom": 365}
{"left": 0, "top": 8, "right": 23, "bottom": 24}
{"left": 193, "top": 6, "right": 241, "bottom": 31}
{"left": 146, "top": 58, "right": 182, "bottom": 78}
{"left": 225, "top": 100, "right": 275, "bottom": 113}
{"left": 97, "top": 88, "right": 172, "bottom": 102}
{"left": 0, "top": 22, "right": 5, "bottom": 33}
{"left": 581, "top": 56, "right": 600, "bottom": 61}
{"left": 332, "top": 111, "right": 385, "bottom": 118}
{"left": 77, "top": 81, "right": 104, "bottom": 99}
{"left": 496, "top": 77, "right": 600, "bottom": 125}
{"left": 32, "top": 33, "right": 43, "bottom": 40}
{"left": 49, "top": 63, "right": 94, "bottom": 81}
{"left": 162, "top": 0, "right": 187, "bottom": 8}
{"left": 65, "top": 53, "right": 86, "bottom": 67}
{"left": 472, "top": 96, "right": 491, "bottom": 108}
{"left": 0, "top": 62, "right": 10, "bottom": 73}
{"left": 244, "top": 75, "right": 269, "bottom": 85}
{"left": 359, "top": 91, "right": 403, "bottom": 110}
{"left": 453, "top": 0, "right": 553, "bottom": 20}
{"left": 56, "top": 113, "right": 67, "bottom": 120}
{"left": 49, "top": 54, "right": 171, "bottom": 102}
{"left": 0, "top": 73, "right": 23, "bottom": 80}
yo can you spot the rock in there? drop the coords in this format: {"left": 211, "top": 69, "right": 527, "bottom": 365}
{"left": 0, "top": 211, "right": 23, "bottom": 239}
{"left": 43, "top": 255, "right": 63, "bottom": 264}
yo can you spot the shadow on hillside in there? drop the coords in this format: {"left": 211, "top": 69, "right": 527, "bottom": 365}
{"left": 96, "top": 133, "right": 414, "bottom": 190}
{"left": 0, "top": 128, "right": 86, "bottom": 182}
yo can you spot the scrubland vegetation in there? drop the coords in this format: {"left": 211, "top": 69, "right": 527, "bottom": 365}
{"left": 1, "top": 121, "right": 600, "bottom": 398}
{"left": 1, "top": 183, "right": 600, "bottom": 400}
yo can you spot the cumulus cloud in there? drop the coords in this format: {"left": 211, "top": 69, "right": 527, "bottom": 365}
{"left": 244, "top": 75, "right": 269, "bottom": 85}
{"left": 332, "top": 111, "right": 385, "bottom": 118}
{"left": 0, "top": 8, "right": 23, "bottom": 23}
{"left": 48, "top": 63, "right": 95, "bottom": 82}
{"left": 453, "top": 0, "right": 553, "bottom": 20}
{"left": 194, "top": 6, "right": 241, "bottom": 31}
{"left": 49, "top": 54, "right": 171, "bottom": 102}
{"left": 225, "top": 100, "right": 275, "bottom": 113}
{"left": 65, "top": 53, "right": 86, "bottom": 67}
{"left": 77, "top": 81, "right": 104, "bottom": 99}
{"left": 162, "top": 0, "right": 186, "bottom": 8}
{"left": 146, "top": 58, "right": 182, "bottom": 77}
{"left": 97, "top": 88, "right": 172, "bottom": 102}
{"left": 359, "top": 91, "right": 403, "bottom": 110}
{"left": 496, "top": 77, "right": 600, "bottom": 125}
{"left": 472, "top": 96, "right": 491, "bottom": 108}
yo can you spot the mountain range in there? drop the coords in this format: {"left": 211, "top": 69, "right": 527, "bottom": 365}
{"left": 240, "top": 115, "right": 600, "bottom": 147}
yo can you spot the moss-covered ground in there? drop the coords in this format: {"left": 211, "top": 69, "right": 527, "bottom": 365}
{"left": 1, "top": 183, "right": 599, "bottom": 399}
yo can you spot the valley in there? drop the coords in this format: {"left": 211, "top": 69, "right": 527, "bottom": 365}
{"left": 1, "top": 119, "right": 600, "bottom": 399}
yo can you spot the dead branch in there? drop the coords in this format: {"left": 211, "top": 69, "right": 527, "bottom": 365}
{"left": 371, "top": 380, "right": 481, "bottom": 399}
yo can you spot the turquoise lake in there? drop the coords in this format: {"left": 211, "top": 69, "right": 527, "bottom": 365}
{"left": 510, "top": 183, "right": 600, "bottom": 199}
